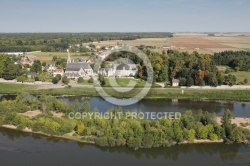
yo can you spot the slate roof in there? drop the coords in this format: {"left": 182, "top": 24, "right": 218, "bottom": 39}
{"left": 116, "top": 64, "right": 130, "bottom": 70}
{"left": 66, "top": 62, "right": 92, "bottom": 71}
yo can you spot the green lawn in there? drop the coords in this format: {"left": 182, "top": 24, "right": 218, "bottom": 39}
{"left": 1, "top": 83, "right": 250, "bottom": 101}
{"left": 38, "top": 72, "right": 53, "bottom": 82}
{"left": 104, "top": 78, "right": 161, "bottom": 88}
{"left": 0, "top": 83, "right": 36, "bottom": 94}
{"left": 230, "top": 71, "right": 250, "bottom": 85}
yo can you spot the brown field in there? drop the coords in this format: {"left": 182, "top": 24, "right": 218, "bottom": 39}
{"left": 88, "top": 33, "right": 250, "bottom": 54}
{"left": 167, "top": 38, "right": 233, "bottom": 48}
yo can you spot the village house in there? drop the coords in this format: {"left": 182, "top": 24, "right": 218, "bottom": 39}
{"left": 45, "top": 63, "right": 56, "bottom": 72}
{"left": 53, "top": 69, "right": 64, "bottom": 77}
{"left": 172, "top": 79, "right": 180, "bottom": 87}
{"left": 27, "top": 72, "right": 37, "bottom": 79}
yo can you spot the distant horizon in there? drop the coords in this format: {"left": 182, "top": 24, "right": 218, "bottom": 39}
{"left": 0, "top": 32, "right": 250, "bottom": 33}
{"left": 1, "top": 0, "right": 250, "bottom": 32}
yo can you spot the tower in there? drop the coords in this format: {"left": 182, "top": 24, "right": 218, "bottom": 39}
{"left": 67, "top": 49, "right": 71, "bottom": 63}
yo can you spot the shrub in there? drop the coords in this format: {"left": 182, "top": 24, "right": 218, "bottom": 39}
{"left": 77, "top": 77, "right": 84, "bottom": 83}
{"left": 34, "top": 76, "right": 40, "bottom": 81}
{"left": 62, "top": 76, "right": 70, "bottom": 85}
{"left": 88, "top": 77, "right": 94, "bottom": 83}
{"left": 52, "top": 77, "right": 59, "bottom": 84}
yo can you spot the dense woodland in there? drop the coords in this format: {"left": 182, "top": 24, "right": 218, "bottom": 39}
{"left": 214, "top": 51, "right": 250, "bottom": 71}
{"left": 0, "top": 94, "right": 248, "bottom": 150}
{"left": 106, "top": 50, "right": 238, "bottom": 86}
{"left": 0, "top": 33, "right": 172, "bottom": 52}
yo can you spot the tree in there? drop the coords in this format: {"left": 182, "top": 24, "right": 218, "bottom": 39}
{"left": 52, "top": 77, "right": 59, "bottom": 84}
{"left": 35, "top": 76, "right": 39, "bottom": 81}
{"left": 77, "top": 77, "right": 84, "bottom": 83}
{"left": 2, "top": 63, "right": 22, "bottom": 80}
{"left": 62, "top": 76, "right": 69, "bottom": 85}
{"left": 186, "top": 76, "right": 194, "bottom": 87}
{"left": 42, "top": 62, "right": 47, "bottom": 67}
{"left": 31, "top": 60, "right": 42, "bottom": 73}
{"left": 179, "top": 78, "right": 187, "bottom": 86}
{"left": 244, "top": 78, "right": 248, "bottom": 84}
{"left": 188, "top": 129, "right": 196, "bottom": 142}
{"left": 224, "top": 74, "right": 237, "bottom": 86}
{"left": 88, "top": 77, "right": 94, "bottom": 83}
{"left": 98, "top": 74, "right": 106, "bottom": 86}
{"left": 17, "top": 75, "right": 26, "bottom": 83}
{"left": 173, "top": 121, "right": 184, "bottom": 143}
{"left": 0, "top": 54, "right": 7, "bottom": 77}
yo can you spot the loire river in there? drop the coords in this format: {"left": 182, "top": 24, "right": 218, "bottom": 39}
{"left": 0, "top": 94, "right": 250, "bottom": 117}
{"left": 0, "top": 128, "right": 250, "bottom": 166}
{"left": 0, "top": 94, "right": 250, "bottom": 165}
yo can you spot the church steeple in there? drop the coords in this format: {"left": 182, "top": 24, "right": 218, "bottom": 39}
{"left": 67, "top": 49, "right": 71, "bottom": 63}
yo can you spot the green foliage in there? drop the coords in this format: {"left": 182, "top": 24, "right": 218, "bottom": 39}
{"left": 214, "top": 51, "right": 250, "bottom": 71}
{"left": 244, "top": 78, "right": 248, "bottom": 84}
{"left": 88, "top": 77, "right": 94, "bottom": 83}
{"left": 98, "top": 74, "right": 106, "bottom": 86}
{"left": 77, "top": 77, "right": 84, "bottom": 83}
{"left": 30, "top": 60, "right": 42, "bottom": 73}
{"left": 0, "top": 33, "right": 172, "bottom": 52}
{"left": 52, "top": 77, "right": 59, "bottom": 84}
{"left": 224, "top": 74, "right": 237, "bottom": 86}
{"left": 221, "top": 110, "right": 245, "bottom": 143}
{"left": 62, "top": 76, "right": 69, "bottom": 85}
{"left": 17, "top": 75, "right": 27, "bottom": 82}
{"left": 0, "top": 94, "right": 248, "bottom": 149}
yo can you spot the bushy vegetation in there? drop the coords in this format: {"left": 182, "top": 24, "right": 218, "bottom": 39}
{"left": 214, "top": 51, "right": 250, "bottom": 71}
{"left": 0, "top": 93, "right": 248, "bottom": 149}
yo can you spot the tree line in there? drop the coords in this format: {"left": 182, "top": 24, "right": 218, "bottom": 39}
{"left": 0, "top": 33, "right": 172, "bottom": 52}
{"left": 213, "top": 51, "right": 250, "bottom": 71}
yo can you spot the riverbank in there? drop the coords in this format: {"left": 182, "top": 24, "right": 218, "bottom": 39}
{"left": 0, "top": 125, "right": 95, "bottom": 144}
{"left": 1, "top": 83, "right": 250, "bottom": 101}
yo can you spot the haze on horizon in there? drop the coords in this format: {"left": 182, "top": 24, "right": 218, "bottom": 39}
{"left": 1, "top": 0, "right": 250, "bottom": 33}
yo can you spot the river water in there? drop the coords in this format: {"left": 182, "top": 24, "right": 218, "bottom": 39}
{"left": 0, "top": 94, "right": 250, "bottom": 117}
{"left": 1, "top": 94, "right": 250, "bottom": 166}
{"left": 0, "top": 128, "right": 249, "bottom": 166}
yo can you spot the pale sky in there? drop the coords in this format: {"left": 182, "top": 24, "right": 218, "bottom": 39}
{"left": 0, "top": 0, "right": 249, "bottom": 32}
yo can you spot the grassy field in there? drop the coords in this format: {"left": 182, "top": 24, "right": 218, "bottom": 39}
{"left": 104, "top": 78, "right": 161, "bottom": 87}
{"left": 230, "top": 71, "right": 250, "bottom": 85}
{"left": 1, "top": 83, "right": 250, "bottom": 101}
{"left": 0, "top": 83, "right": 37, "bottom": 94}
{"left": 28, "top": 52, "right": 91, "bottom": 62}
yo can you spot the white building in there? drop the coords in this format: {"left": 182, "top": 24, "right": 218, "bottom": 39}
{"left": 99, "top": 63, "right": 138, "bottom": 77}
{"left": 47, "top": 63, "right": 56, "bottom": 72}
{"left": 172, "top": 79, "right": 180, "bottom": 86}
{"left": 53, "top": 69, "right": 64, "bottom": 77}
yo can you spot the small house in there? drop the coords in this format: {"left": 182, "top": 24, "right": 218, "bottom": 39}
{"left": 27, "top": 72, "right": 37, "bottom": 79}
{"left": 53, "top": 69, "right": 64, "bottom": 77}
{"left": 172, "top": 79, "right": 179, "bottom": 87}
{"left": 163, "top": 45, "right": 170, "bottom": 49}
